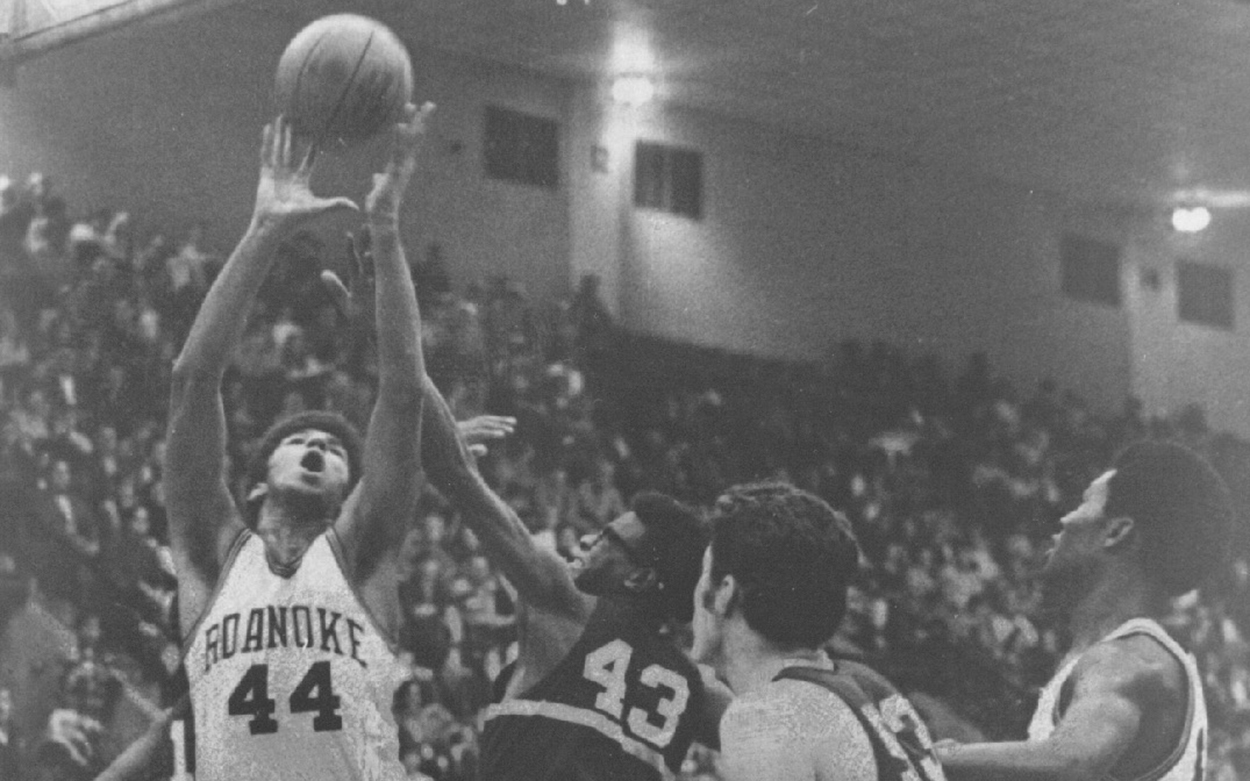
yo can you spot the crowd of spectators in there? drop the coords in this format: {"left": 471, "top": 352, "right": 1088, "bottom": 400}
{"left": 0, "top": 169, "right": 1248, "bottom": 779}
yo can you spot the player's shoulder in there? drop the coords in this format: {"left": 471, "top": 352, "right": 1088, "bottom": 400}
{"left": 1072, "top": 631, "right": 1187, "bottom": 700}
{"left": 724, "top": 677, "right": 863, "bottom": 743}
{"left": 720, "top": 679, "right": 878, "bottom": 781}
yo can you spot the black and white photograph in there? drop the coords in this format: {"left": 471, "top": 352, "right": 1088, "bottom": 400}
{"left": 0, "top": 1, "right": 1248, "bottom": 779}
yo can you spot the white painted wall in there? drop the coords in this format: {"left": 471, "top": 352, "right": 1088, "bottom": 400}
{"left": 1125, "top": 215, "right": 1250, "bottom": 436}
{"left": 569, "top": 94, "right": 1135, "bottom": 415}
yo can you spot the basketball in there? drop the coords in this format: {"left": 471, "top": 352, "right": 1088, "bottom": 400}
{"left": 273, "top": 14, "right": 413, "bottom": 147}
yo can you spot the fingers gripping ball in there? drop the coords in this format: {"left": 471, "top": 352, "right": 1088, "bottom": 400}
{"left": 274, "top": 15, "right": 414, "bottom": 148}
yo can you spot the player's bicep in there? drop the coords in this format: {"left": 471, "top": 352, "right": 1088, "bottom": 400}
{"left": 1043, "top": 657, "right": 1149, "bottom": 779}
{"left": 170, "top": 500, "right": 244, "bottom": 637}
{"left": 165, "top": 460, "right": 241, "bottom": 575}
{"left": 164, "top": 377, "right": 238, "bottom": 543}
{"left": 335, "top": 395, "right": 423, "bottom": 577}
{"left": 334, "top": 462, "right": 419, "bottom": 578}
{"left": 1045, "top": 674, "right": 1145, "bottom": 774}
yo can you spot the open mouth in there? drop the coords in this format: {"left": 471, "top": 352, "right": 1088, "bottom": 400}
{"left": 300, "top": 450, "right": 325, "bottom": 473}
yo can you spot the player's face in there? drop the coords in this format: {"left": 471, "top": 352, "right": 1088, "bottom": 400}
{"left": 690, "top": 546, "right": 723, "bottom": 667}
{"left": 267, "top": 428, "right": 351, "bottom": 503}
{"left": 571, "top": 512, "right": 649, "bottom": 595}
{"left": 1040, "top": 469, "right": 1115, "bottom": 602}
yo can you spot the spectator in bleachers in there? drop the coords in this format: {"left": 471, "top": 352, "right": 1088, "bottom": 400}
{"left": 29, "top": 459, "right": 101, "bottom": 612}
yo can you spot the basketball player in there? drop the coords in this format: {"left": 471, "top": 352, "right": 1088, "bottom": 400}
{"left": 935, "top": 440, "right": 1233, "bottom": 781}
{"left": 414, "top": 380, "right": 719, "bottom": 780}
{"left": 691, "top": 482, "right": 947, "bottom": 781}
{"left": 165, "top": 103, "right": 434, "bottom": 780}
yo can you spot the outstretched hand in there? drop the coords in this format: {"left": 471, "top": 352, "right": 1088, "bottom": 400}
{"left": 366, "top": 102, "right": 436, "bottom": 221}
{"left": 458, "top": 415, "right": 517, "bottom": 457}
{"left": 253, "top": 116, "right": 357, "bottom": 230}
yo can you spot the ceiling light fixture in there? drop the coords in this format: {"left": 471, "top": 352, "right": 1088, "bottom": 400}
{"left": 1171, "top": 206, "right": 1211, "bottom": 233}
{"left": 611, "top": 75, "right": 655, "bottom": 106}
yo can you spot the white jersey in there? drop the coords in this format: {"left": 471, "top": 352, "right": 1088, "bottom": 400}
{"left": 1028, "top": 617, "right": 1207, "bottom": 781}
{"left": 184, "top": 530, "right": 407, "bottom": 781}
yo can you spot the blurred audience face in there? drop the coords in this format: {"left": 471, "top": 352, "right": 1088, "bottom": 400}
{"left": 467, "top": 555, "right": 492, "bottom": 586}
{"left": 129, "top": 507, "right": 151, "bottom": 538}
{"left": 76, "top": 613, "right": 101, "bottom": 652}
{"left": 49, "top": 459, "right": 72, "bottom": 492}
{"left": 422, "top": 514, "right": 447, "bottom": 547}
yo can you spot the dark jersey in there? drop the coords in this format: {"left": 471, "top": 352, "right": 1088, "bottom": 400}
{"left": 775, "top": 661, "right": 946, "bottom": 781}
{"left": 480, "top": 615, "right": 704, "bottom": 781}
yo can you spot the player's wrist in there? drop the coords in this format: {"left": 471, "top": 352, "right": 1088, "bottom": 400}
{"left": 248, "top": 210, "right": 302, "bottom": 241}
{"left": 365, "top": 212, "right": 401, "bottom": 232}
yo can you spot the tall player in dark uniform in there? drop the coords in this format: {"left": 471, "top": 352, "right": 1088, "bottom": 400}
{"left": 417, "top": 381, "right": 718, "bottom": 780}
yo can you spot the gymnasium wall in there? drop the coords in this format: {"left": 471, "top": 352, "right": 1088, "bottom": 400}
{"left": 1125, "top": 215, "right": 1250, "bottom": 437}
{"left": 3, "top": 4, "right": 1249, "bottom": 433}
{"left": 568, "top": 94, "right": 1136, "bottom": 417}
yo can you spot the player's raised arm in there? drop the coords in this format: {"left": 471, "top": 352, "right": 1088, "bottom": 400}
{"left": 421, "top": 374, "right": 591, "bottom": 619}
{"left": 936, "top": 640, "right": 1164, "bottom": 781}
{"left": 166, "top": 118, "right": 355, "bottom": 635}
{"left": 334, "top": 103, "right": 433, "bottom": 579}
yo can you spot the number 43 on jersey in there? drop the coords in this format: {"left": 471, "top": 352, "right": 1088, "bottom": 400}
{"left": 583, "top": 639, "right": 690, "bottom": 748}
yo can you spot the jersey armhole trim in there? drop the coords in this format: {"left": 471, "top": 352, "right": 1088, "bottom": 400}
{"left": 324, "top": 527, "right": 402, "bottom": 654}
{"left": 1101, "top": 629, "right": 1196, "bottom": 781}
{"left": 179, "top": 527, "right": 252, "bottom": 655}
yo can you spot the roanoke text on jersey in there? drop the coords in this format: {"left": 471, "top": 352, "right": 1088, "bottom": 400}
{"left": 201, "top": 604, "right": 370, "bottom": 672}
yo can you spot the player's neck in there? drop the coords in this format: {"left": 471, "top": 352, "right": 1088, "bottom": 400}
{"left": 723, "top": 623, "right": 828, "bottom": 697}
{"left": 1067, "top": 569, "right": 1157, "bottom": 653}
{"left": 255, "top": 502, "right": 328, "bottom": 569}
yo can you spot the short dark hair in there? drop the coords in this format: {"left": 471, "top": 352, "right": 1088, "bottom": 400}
{"left": 1105, "top": 440, "right": 1233, "bottom": 596}
{"left": 631, "top": 491, "right": 708, "bottom": 623}
{"left": 709, "top": 482, "right": 860, "bottom": 650}
{"left": 248, "top": 410, "right": 364, "bottom": 497}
